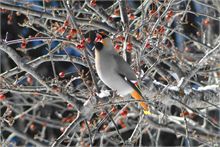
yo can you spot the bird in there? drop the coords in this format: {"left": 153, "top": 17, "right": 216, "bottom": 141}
{"left": 94, "top": 33, "right": 150, "bottom": 115}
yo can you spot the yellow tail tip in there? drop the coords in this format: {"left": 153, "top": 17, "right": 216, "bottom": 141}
{"left": 143, "top": 110, "right": 151, "bottom": 115}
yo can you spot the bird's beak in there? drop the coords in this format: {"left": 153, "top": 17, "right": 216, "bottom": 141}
{"left": 101, "top": 39, "right": 107, "bottom": 46}
{"left": 100, "top": 39, "right": 104, "bottom": 44}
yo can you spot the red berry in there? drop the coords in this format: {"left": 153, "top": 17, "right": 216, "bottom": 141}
{"left": 120, "top": 109, "right": 128, "bottom": 118}
{"left": 76, "top": 44, "right": 85, "bottom": 50}
{"left": 99, "top": 111, "right": 107, "bottom": 118}
{"left": 60, "top": 127, "right": 66, "bottom": 132}
{"left": 203, "top": 18, "right": 209, "bottom": 27}
{"left": 59, "top": 72, "right": 65, "bottom": 78}
{"left": 180, "top": 111, "right": 189, "bottom": 117}
{"left": 165, "top": 15, "right": 171, "bottom": 21}
{"left": 114, "top": 44, "right": 121, "bottom": 51}
{"left": 114, "top": 8, "right": 120, "bottom": 16}
{"left": 90, "top": 0, "right": 96, "bottom": 7}
{"left": 27, "top": 75, "right": 33, "bottom": 85}
{"left": 58, "top": 26, "right": 66, "bottom": 33}
{"left": 165, "top": 10, "right": 173, "bottom": 21}
{"left": 63, "top": 20, "right": 69, "bottom": 26}
{"left": 134, "top": 82, "right": 139, "bottom": 87}
{"left": 21, "top": 43, "right": 27, "bottom": 49}
{"left": 85, "top": 38, "right": 91, "bottom": 43}
{"left": 80, "top": 39, "right": 86, "bottom": 44}
{"left": 149, "top": 10, "right": 156, "bottom": 15}
{"left": 62, "top": 116, "right": 74, "bottom": 123}
{"left": 126, "top": 42, "right": 133, "bottom": 52}
{"left": 0, "top": 93, "right": 6, "bottom": 101}
{"left": 95, "top": 34, "right": 102, "bottom": 42}
{"left": 167, "top": 10, "right": 173, "bottom": 16}
{"left": 69, "top": 28, "right": 77, "bottom": 36}
{"left": 29, "top": 123, "right": 36, "bottom": 131}
{"left": 158, "top": 26, "right": 165, "bottom": 34}
{"left": 111, "top": 106, "right": 117, "bottom": 113}
{"left": 118, "top": 119, "right": 126, "bottom": 128}
{"left": 76, "top": 44, "right": 81, "bottom": 49}
{"left": 21, "top": 39, "right": 27, "bottom": 49}
{"left": 108, "top": 16, "right": 113, "bottom": 22}
{"left": 116, "top": 35, "right": 125, "bottom": 42}
{"left": 145, "top": 42, "right": 151, "bottom": 49}
{"left": 129, "top": 13, "right": 135, "bottom": 20}
{"left": 66, "top": 35, "right": 72, "bottom": 40}
{"left": 67, "top": 103, "right": 73, "bottom": 109}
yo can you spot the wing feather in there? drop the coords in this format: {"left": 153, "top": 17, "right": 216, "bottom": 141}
{"left": 118, "top": 74, "right": 142, "bottom": 97}
{"left": 113, "top": 54, "right": 137, "bottom": 81}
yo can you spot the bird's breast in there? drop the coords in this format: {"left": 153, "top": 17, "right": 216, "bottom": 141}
{"left": 95, "top": 52, "right": 133, "bottom": 96}
{"left": 95, "top": 52, "right": 115, "bottom": 79}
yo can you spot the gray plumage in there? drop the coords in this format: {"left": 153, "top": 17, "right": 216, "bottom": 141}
{"left": 113, "top": 54, "right": 137, "bottom": 81}
{"left": 95, "top": 38, "right": 137, "bottom": 96}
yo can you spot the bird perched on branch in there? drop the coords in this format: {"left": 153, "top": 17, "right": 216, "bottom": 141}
{"left": 94, "top": 32, "right": 151, "bottom": 115}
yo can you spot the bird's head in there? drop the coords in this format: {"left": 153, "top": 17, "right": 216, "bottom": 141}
{"left": 95, "top": 32, "right": 112, "bottom": 51}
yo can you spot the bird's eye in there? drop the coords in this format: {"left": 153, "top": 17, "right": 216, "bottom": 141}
{"left": 95, "top": 42, "right": 103, "bottom": 51}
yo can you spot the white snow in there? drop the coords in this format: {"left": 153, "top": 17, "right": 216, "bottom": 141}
{"left": 197, "top": 85, "right": 219, "bottom": 92}
{"left": 184, "top": 88, "right": 192, "bottom": 95}
{"left": 168, "top": 86, "right": 179, "bottom": 91}
{"left": 177, "top": 77, "right": 184, "bottom": 87}
{"left": 153, "top": 80, "right": 179, "bottom": 91}
{"left": 96, "top": 90, "right": 111, "bottom": 98}
{"left": 168, "top": 71, "right": 180, "bottom": 81}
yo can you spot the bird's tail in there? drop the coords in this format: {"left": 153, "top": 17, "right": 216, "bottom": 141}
{"left": 131, "top": 90, "right": 151, "bottom": 115}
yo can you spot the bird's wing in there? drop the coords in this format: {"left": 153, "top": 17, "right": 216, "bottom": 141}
{"left": 113, "top": 54, "right": 143, "bottom": 96}
{"left": 118, "top": 73, "right": 142, "bottom": 97}
{"left": 113, "top": 54, "right": 137, "bottom": 81}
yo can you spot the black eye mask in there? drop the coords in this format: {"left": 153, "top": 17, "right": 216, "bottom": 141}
{"left": 100, "top": 33, "right": 107, "bottom": 39}
{"left": 95, "top": 42, "right": 104, "bottom": 51}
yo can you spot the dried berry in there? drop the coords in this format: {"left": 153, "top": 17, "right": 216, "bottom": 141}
{"left": 59, "top": 72, "right": 65, "bottom": 78}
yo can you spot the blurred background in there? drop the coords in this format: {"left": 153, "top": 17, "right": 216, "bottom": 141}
{"left": 0, "top": 0, "right": 220, "bottom": 146}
